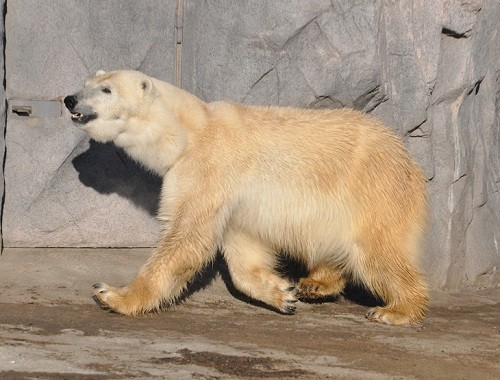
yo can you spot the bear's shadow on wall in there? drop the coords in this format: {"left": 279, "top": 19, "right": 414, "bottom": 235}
{"left": 72, "top": 139, "right": 162, "bottom": 216}
{"left": 73, "top": 140, "right": 382, "bottom": 313}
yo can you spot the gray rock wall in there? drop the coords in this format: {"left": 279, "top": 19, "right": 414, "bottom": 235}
{"left": 374, "top": 0, "right": 500, "bottom": 290}
{"left": 1, "top": 0, "right": 498, "bottom": 289}
{"left": 2, "top": 0, "right": 176, "bottom": 247}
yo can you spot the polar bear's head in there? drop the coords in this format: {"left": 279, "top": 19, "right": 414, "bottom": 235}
{"left": 64, "top": 70, "right": 155, "bottom": 143}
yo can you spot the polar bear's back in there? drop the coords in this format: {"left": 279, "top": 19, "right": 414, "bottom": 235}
{"left": 205, "top": 103, "right": 427, "bottom": 267}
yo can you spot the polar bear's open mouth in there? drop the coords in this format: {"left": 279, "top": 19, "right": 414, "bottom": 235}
{"left": 70, "top": 112, "right": 98, "bottom": 124}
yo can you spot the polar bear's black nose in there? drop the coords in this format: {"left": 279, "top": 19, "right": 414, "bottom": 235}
{"left": 64, "top": 95, "right": 78, "bottom": 110}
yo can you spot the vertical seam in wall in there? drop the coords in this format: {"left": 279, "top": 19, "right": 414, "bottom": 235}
{"left": 174, "top": 0, "right": 184, "bottom": 87}
{"left": 1, "top": 0, "right": 6, "bottom": 254}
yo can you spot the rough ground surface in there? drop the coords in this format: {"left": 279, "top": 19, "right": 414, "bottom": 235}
{"left": 0, "top": 249, "right": 498, "bottom": 379}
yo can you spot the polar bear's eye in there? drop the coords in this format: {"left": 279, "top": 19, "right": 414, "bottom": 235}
{"left": 102, "top": 88, "right": 111, "bottom": 94}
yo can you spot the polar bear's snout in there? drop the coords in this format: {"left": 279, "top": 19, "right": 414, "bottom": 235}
{"left": 64, "top": 95, "right": 77, "bottom": 110}
{"left": 64, "top": 94, "right": 98, "bottom": 124}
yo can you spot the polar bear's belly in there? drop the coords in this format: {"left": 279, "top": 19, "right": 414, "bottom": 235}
{"left": 228, "top": 185, "right": 356, "bottom": 263}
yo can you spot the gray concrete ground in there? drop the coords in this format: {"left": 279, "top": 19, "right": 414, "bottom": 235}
{"left": 0, "top": 248, "right": 498, "bottom": 379}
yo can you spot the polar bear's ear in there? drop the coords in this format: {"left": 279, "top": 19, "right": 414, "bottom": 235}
{"left": 95, "top": 70, "right": 106, "bottom": 77}
{"left": 141, "top": 77, "right": 154, "bottom": 97}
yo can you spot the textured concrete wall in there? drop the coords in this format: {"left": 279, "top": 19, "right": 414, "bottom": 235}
{"left": 3, "top": 0, "right": 176, "bottom": 247}
{"left": 1, "top": 0, "right": 498, "bottom": 289}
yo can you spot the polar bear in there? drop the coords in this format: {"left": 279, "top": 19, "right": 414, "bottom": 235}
{"left": 64, "top": 70, "right": 429, "bottom": 325}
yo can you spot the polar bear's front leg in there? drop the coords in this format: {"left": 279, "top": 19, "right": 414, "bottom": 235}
{"left": 92, "top": 218, "right": 219, "bottom": 315}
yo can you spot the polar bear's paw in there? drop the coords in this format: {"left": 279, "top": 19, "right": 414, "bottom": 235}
{"left": 296, "top": 266, "right": 346, "bottom": 300}
{"left": 276, "top": 284, "right": 298, "bottom": 315}
{"left": 92, "top": 282, "right": 144, "bottom": 315}
{"left": 365, "top": 306, "right": 422, "bottom": 326}
{"left": 297, "top": 278, "right": 343, "bottom": 299}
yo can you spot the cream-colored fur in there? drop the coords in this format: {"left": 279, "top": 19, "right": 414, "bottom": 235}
{"left": 69, "top": 70, "right": 428, "bottom": 325}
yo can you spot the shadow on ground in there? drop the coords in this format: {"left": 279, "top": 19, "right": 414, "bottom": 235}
{"left": 178, "top": 253, "right": 384, "bottom": 313}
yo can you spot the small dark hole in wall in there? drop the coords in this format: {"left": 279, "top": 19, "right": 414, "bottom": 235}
{"left": 12, "top": 110, "right": 30, "bottom": 117}
{"left": 12, "top": 106, "right": 32, "bottom": 116}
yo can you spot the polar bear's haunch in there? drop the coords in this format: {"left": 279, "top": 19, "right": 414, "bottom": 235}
{"left": 65, "top": 70, "right": 428, "bottom": 325}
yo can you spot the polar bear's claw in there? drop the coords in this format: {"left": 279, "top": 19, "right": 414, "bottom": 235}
{"left": 92, "top": 283, "right": 113, "bottom": 310}
{"left": 282, "top": 304, "right": 297, "bottom": 315}
{"left": 92, "top": 283, "right": 109, "bottom": 293}
{"left": 276, "top": 284, "right": 298, "bottom": 314}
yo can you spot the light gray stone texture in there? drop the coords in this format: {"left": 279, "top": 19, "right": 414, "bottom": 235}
{"left": 182, "top": 0, "right": 381, "bottom": 110}
{"left": 1, "top": 0, "right": 498, "bottom": 290}
{"left": 3, "top": 0, "right": 178, "bottom": 247}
